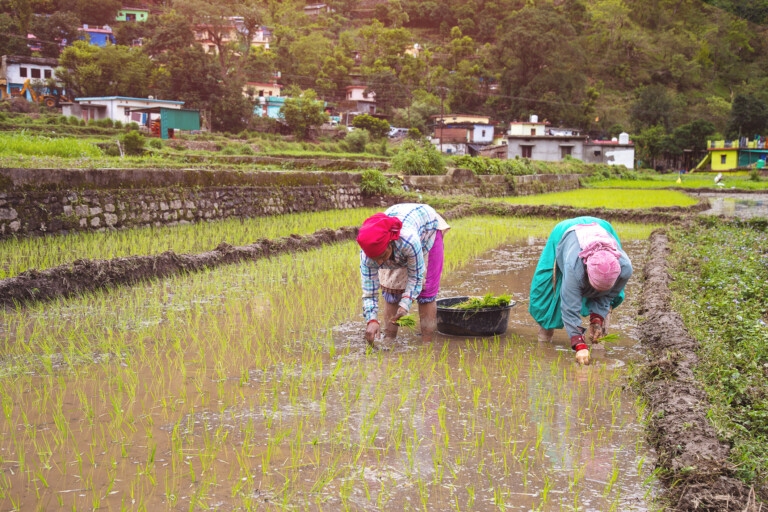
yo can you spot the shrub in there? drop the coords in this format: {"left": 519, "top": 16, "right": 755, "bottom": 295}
{"left": 104, "top": 143, "right": 121, "bottom": 156}
{"left": 750, "top": 169, "right": 762, "bottom": 181}
{"left": 352, "top": 114, "right": 390, "bottom": 139}
{"left": 341, "top": 129, "right": 370, "bottom": 153}
{"left": 360, "top": 169, "right": 395, "bottom": 195}
{"left": 391, "top": 139, "right": 445, "bottom": 175}
{"left": 148, "top": 138, "right": 163, "bottom": 149}
{"left": 114, "top": 120, "right": 123, "bottom": 128}
{"left": 407, "top": 128, "right": 421, "bottom": 140}
{"left": 121, "top": 130, "right": 146, "bottom": 156}
{"left": 128, "top": 122, "right": 139, "bottom": 131}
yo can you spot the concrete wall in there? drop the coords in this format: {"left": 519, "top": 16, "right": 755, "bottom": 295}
{"left": 0, "top": 168, "right": 364, "bottom": 237}
{"left": 401, "top": 168, "right": 582, "bottom": 197}
{"left": 583, "top": 143, "right": 635, "bottom": 168}
{"left": 507, "top": 138, "right": 585, "bottom": 162}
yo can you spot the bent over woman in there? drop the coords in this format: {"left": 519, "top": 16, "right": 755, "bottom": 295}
{"left": 529, "top": 216, "right": 633, "bottom": 365}
{"left": 357, "top": 203, "right": 450, "bottom": 347}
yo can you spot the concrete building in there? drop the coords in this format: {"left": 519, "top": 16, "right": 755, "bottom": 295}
{"left": 707, "top": 138, "right": 768, "bottom": 171}
{"left": 583, "top": 134, "right": 635, "bottom": 168}
{"left": 430, "top": 114, "right": 491, "bottom": 125}
{"left": 63, "top": 96, "right": 185, "bottom": 123}
{"left": 1, "top": 55, "right": 60, "bottom": 102}
{"left": 343, "top": 85, "right": 376, "bottom": 114}
{"left": 116, "top": 8, "right": 149, "bottom": 22}
{"left": 79, "top": 25, "right": 115, "bottom": 46}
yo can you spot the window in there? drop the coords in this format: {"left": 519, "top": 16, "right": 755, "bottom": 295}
{"left": 530, "top": 128, "right": 536, "bottom": 136}
{"left": 593, "top": 150, "right": 601, "bottom": 156}
{"left": 521, "top": 145, "right": 533, "bottom": 158}
{"left": 20, "top": 67, "right": 28, "bottom": 78}
{"left": 561, "top": 146, "right": 573, "bottom": 158}
{"left": 44, "top": 69, "right": 52, "bottom": 79}
{"left": 126, "top": 13, "right": 136, "bottom": 21}
{"left": 721, "top": 155, "right": 726, "bottom": 164}
{"left": 31, "top": 68, "right": 41, "bottom": 79}
{"left": 481, "top": 130, "right": 486, "bottom": 137}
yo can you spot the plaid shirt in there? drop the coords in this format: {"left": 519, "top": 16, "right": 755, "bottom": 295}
{"left": 360, "top": 204, "right": 440, "bottom": 322}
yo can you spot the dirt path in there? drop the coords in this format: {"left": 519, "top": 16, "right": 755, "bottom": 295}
{"left": 637, "top": 230, "right": 762, "bottom": 511}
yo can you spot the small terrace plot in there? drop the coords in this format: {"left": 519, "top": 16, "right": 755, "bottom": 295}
{"left": 0, "top": 217, "right": 662, "bottom": 511}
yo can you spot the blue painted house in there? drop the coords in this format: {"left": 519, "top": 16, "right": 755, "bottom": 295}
{"left": 79, "top": 25, "right": 116, "bottom": 46}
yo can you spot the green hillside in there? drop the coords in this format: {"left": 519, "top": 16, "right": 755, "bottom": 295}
{"left": 3, "top": 0, "right": 768, "bottom": 142}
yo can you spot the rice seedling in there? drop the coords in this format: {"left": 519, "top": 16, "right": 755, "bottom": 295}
{"left": 395, "top": 315, "right": 417, "bottom": 331}
{"left": 450, "top": 293, "right": 512, "bottom": 310}
{"left": 0, "top": 214, "right": 660, "bottom": 510}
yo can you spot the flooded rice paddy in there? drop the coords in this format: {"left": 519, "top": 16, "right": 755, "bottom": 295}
{"left": 0, "top": 217, "right": 661, "bottom": 511}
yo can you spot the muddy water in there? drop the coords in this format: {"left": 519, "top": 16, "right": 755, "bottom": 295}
{"left": 0, "top": 226, "right": 659, "bottom": 511}
{"left": 698, "top": 192, "right": 768, "bottom": 218}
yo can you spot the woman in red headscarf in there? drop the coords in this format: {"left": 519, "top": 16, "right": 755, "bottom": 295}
{"left": 357, "top": 203, "right": 450, "bottom": 347}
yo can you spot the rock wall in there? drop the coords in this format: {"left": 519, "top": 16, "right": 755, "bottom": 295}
{"left": 0, "top": 168, "right": 364, "bottom": 237}
{"left": 401, "top": 168, "right": 582, "bottom": 197}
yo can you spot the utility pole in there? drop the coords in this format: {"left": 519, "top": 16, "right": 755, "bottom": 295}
{"left": 439, "top": 86, "right": 445, "bottom": 154}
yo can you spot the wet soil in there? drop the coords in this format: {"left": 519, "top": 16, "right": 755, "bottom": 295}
{"left": 636, "top": 230, "right": 763, "bottom": 511}
{"left": 0, "top": 232, "right": 660, "bottom": 511}
{"left": 696, "top": 192, "right": 768, "bottom": 219}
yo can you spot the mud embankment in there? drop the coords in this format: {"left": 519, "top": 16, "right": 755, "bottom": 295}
{"left": 0, "top": 199, "right": 709, "bottom": 308}
{"left": 0, "top": 227, "right": 358, "bottom": 308}
{"left": 637, "top": 230, "right": 762, "bottom": 511}
{"left": 441, "top": 199, "right": 709, "bottom": 224}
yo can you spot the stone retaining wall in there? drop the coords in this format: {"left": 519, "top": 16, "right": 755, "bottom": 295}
{"left": 401, "top": 168, "right": 582, "bottom": 197}
{"left": 0, "top": 168, "right": 364, "bottom": 237}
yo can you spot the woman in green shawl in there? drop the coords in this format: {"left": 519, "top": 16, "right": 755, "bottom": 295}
{"left": 529, "top": 216, "right": 633, "bottom": 365}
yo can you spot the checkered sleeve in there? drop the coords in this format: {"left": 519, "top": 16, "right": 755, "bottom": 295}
{"left": 397, "top": 232, "right": 425, "bottom": 312}
{"left": 360, "top": 249, "right": 380, "bottom": 322}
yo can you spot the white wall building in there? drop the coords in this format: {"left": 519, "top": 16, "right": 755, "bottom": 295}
{"left": 2, "top": 55, "right": 58, "bottom": 85}
{"left": 583, "top": 133, "right": 635, "bottom": 168}
{"left": 63, "top": 96, "right": 185, "bottom": 123}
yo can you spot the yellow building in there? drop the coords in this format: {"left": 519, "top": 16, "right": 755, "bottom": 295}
{"left": 707, "top": 139, "right": 768, "bottom": 171}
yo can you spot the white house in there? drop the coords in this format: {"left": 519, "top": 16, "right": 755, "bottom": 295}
{"left": 583, "top": 133, "right": 635, "bottom": 168}
{"left": 2, "top": 55, "right": 58, "bottom": 86}
{"left": 345, "top": 85, "right": 376, "bottom": 114}
{"left": 508, "top": 116, "right": 547, "bottom": 136}
{"left": 62, "top": 96, "right": 185, "bottom": 123}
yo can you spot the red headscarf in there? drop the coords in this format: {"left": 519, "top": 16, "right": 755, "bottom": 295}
{"left": 357, "top": 213, "right": 402, "bottom": 258}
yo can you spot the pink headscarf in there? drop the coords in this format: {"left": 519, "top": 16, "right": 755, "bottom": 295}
{"left": 357, "top": 213, "right": 402, "bottom": 258}
{"left": 573, "top": 223, "right": 622, "bottom": 291}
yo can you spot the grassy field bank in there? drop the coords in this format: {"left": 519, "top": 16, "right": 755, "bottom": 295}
{"left": 668, "top": 223, "right": 768, "bottom": 490}
{"left": 495, "top": 189, "right": 699, "bottom": 209}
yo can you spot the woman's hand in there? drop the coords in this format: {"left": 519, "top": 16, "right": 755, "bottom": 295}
{"left": 365, "top": 320, "right": 380, "bottom": 345}
{"left": 391, "top": 307, "right": 408, "bottom": 324}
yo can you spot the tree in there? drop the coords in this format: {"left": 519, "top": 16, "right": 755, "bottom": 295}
{"left": 279, "top": 89, "right": 328, "bottom": 140}
{"left": 143, "top": 11, "right": 196, "bottom": 56}
{"left": 57, "top": 41, "right": 159, "bottom": 98}
{"left": 58, "top": 0, "right": 121, "bottom": 26}
{"left": 30, "top": 11, "right": 80, "bottom": 58}
{"left": 631, "top": 85, "right": 675, "bottom": 131}
{"left": 352, "top": 114, "right": 390, "bottom": 139}
{"left": 727, "top": 94, "right": 768, "bottom": 138}
{"left": 0, "top": 13, "right": 31, "bottom": 57}
{"left": 672, "top": 119, "right": 716, "bottom": 151}
{"left": 634, "top": 125, "right": 668, "bottom": 169}
{"left": 210, "top": 79, "right": 254, "bottom": 133}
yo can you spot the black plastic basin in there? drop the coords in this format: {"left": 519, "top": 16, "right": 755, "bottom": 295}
{"left": 436, "top": 296, "right": 515, "bottom": 336}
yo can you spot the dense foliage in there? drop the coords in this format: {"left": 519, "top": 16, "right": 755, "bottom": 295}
{"left": 670, "top": 223, "right": 768, "bottom": 487}
{"left": 391, "top": 139, "right": 445, "bottom": 175}
{"left": 4, "top": 0, "right": 768, "bottom": 142}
